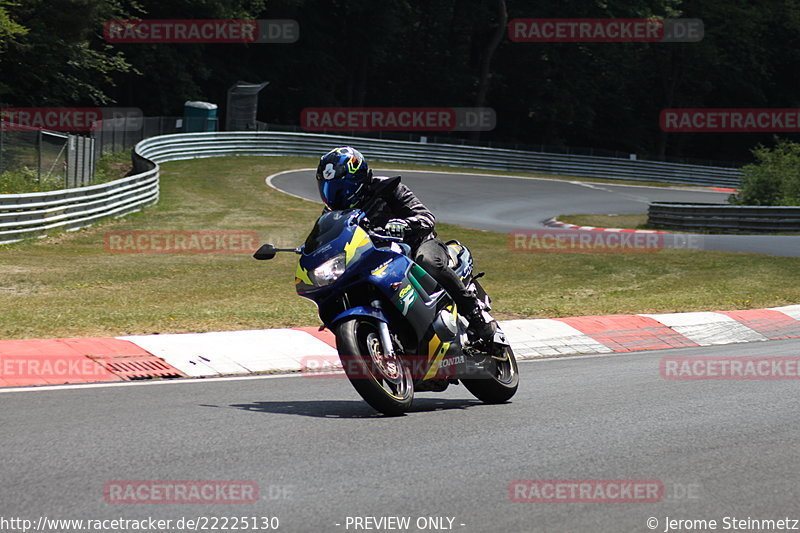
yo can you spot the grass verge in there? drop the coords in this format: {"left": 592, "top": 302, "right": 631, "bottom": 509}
{"left": 0, "top": 166, "right": 63, "bottom": 194}
{"left": 0, "top": 151, "right": 133, "bottom": 194}
{"left": 0, "top": 155, "right": 798, "bottom": 340}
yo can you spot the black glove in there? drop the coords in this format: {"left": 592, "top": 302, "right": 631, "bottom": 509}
{"left": 384, "top": 218, "right": 411, "bottom": 239}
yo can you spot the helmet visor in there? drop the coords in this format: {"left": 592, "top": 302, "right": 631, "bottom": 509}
{"left": 318, "top": 178, "right": 363, "bottom": 210}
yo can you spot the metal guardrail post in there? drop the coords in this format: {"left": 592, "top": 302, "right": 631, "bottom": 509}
{"left": 37, "top": 130, "right": 42, "bottom": 186}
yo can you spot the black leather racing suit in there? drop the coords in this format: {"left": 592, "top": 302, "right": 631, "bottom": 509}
{"left": 359, "top": 176, "right": 480, "bottom": 317}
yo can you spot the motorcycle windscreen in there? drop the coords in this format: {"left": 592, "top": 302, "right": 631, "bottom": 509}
{"left": 304, "top": 210, "right": 358, "bottom": 254}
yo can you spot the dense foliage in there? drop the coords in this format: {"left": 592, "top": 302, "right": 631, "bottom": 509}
{"left": 1, "top": 0, "right": 799, "bottom": 163}
{"left": 730, "top": 140, "right": 800, "bottom": 206}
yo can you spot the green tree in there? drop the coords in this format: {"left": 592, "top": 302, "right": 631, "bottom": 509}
{"left": 730, "top": 139, "right": 800, "bottom": 206}
{"left": 0, "top": 0, "right": 27, "bottom": 96}
{"left": 0, "top": 1, "right": 27, "bottom": 53}
{"left": 0, "top": 0, "right": 134, "bottom": 105}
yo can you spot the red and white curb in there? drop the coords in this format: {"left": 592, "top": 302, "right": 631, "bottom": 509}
{"left": 1, "top": 305, "right": 800, "bottom": 388}
{"left": 505, "top": 305, "right": 800, "bottom": 357}
{"left": 544, "top": 217, "right": 668, "bottom": 234}
{"left": 118, "top": 327, "right": 338, "bottom": 378}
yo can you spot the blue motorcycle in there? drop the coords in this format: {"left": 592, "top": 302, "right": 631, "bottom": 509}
{"left": 255, "top": 209, "right": 518, "bottom": 415}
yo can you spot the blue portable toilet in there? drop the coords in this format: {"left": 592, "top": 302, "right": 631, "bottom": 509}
{"left": 183, "top": 101, "right": 218, "bottom": 132}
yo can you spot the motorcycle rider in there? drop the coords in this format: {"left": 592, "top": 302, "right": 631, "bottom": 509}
{"left": 315, "top": 146, "right": 496, "bottom": 344}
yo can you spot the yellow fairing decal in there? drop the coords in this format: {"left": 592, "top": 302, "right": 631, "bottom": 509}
{"left": 424, "top": 338, "right": 451, "bottom": 380}
{"left": 344, "top": 226, "right": 371, "bottom": 264}
{"left": 295, "top": 264, "right": 312, "bottom": 285}
{"left": 371, "top": 263, "right": 389, "bottom": 276}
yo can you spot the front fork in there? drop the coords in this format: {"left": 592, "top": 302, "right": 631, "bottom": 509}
{"left": 372, "top": 300, "right": 396, "bottom": 357}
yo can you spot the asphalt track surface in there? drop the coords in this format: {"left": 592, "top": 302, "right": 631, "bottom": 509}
{"left": 2, "top": 340, "right": 799, "bottom": 532}
{"left": 271, "top": 169, "right": 800, "bottom": 257}
{"left": 2, "top": 169, "right": 798, "bottom": 533}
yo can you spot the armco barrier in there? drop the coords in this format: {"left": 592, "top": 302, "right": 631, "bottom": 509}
{"left": 136, "top": 131, "right": 742, "bottom": 186}
{"left": 0, "top": 167, "right": 158, "bottom": 245}
{"left": 2, "top": 131, "right": 742, "bottom": 245}
{"left": 648, "top": 202, "right": 800, "bottom": 233}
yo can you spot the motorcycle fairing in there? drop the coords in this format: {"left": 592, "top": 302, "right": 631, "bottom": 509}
{"left": 329, "top": 305, "right": 389, "bottom": 326}
{"left": 294, "top": 209, "right": 485, "bottom": 383}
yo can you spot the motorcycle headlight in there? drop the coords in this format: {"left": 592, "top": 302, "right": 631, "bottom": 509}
{"left": 309, "top": 253, "right": 346, "bottom": 287}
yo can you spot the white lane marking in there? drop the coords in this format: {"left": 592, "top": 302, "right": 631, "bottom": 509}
{"left": 0, "top": 372, "right": 300, "bottom": 394}
{"left": 265, "top": 168, "right": 321, "bottom": 203}
{"left": 388, "top": 168, "right": 714, "bottom": 192}
{"left": 569, "top": 181, "right": 613, "bottom": 192}
{"left": 565, "top": 181, "right": 653, "bottom": 204}
{"left": 567, "top": 179, "right": 662, "bottom": 204}
{"left": 265, "top": 167, "right": 725, "bottom": 196}
{"left": 520, "top": 352, "right": 644, "bottom": 363}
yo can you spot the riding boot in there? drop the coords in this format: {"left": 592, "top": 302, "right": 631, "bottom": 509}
{"left": 460, "top": 290, "right": 496, "bottom": 343}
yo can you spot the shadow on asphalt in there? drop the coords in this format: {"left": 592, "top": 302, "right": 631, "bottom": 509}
{"left": 224, "top": 398, "right": 482, "bottom": 418}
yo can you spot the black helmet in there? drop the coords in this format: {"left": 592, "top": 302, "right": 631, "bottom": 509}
{"left": 316, "top": 146, "right": 371, "bottom": 210}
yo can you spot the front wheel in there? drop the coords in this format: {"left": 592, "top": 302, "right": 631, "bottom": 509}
{"left": 335, "top": 318, "right": 414, "bottom": 416}
{"left": 462, "top": 345, "right": 519, "bottom": 404}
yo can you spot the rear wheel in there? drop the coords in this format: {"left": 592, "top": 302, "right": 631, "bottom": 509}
{"left": 462, "top": 344, "right": 519, "bottom": 404}
{"left": 335, "top": 318, "right": 414, "bottom": 416}
{"left": 462, "top": 279, "right": 519, "bottom": 403}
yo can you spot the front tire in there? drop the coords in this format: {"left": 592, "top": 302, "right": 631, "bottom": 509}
{"left": 335, "top": 318, "right": 414, "bottom": 416}
{"left": 462, "top": 345, "right": 519, "bottom": 404}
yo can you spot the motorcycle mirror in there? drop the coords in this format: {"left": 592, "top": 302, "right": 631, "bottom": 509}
{"left": 253, "top": 244, "right": 277, "bottom": 260}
